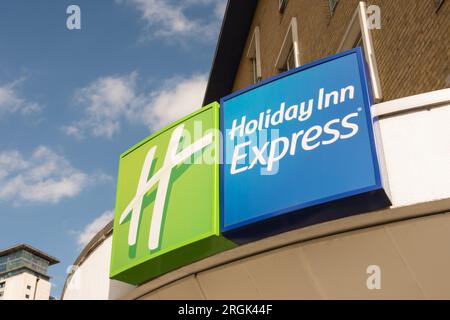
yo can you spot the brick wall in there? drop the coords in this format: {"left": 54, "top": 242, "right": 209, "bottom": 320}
{"left": 232, "top": 0, "right": 450, "bottom": 102}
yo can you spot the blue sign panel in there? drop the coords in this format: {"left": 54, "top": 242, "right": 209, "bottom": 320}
{"left": 220, "top": 48, "right": 390, "bottom": 244}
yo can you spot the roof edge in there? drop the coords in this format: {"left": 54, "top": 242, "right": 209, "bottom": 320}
{"left": 0, "top": 244, "right": 59, "bottom": 265}
{"left": 203, "top": 0, "right": 258, "bottom": 105}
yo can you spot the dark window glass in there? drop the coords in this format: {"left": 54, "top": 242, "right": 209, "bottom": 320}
{"left": 329, "top": 0, "right": 339, "bottom": 15}
{"left": 353, "top": 33, "right": 363, "bottom": 48}
{"left": 279, "top": 0, "right": 288, "bottom": 13}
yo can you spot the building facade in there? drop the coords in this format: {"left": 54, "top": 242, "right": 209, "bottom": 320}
{"left": 62, "top": 0, "right": 450, "bottom": 300}
{"left": 204, "top": 0, "right": 449, "bottom": 105}
{"left": 0, "top": 244, "right": 59, "bottom": 300}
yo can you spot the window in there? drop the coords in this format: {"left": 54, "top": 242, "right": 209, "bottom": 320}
{"left": 337, "top": 1, "right": 382, "bottom": 102}
{"left": 435, "top": 0, "right": 445, "bottom": 11}
{"left": 353, "top": 33, "right": 363, "bottom": 48}
{"left": 329, "top": 0, "right": 339, "bottom": 15}
{"left": 0, "top": 282, "right": 5, "bottom": 289}
{"left": 279, "top": 0, "right": 288, "bottom": 13}
{"left": 25, "top": 294, "right": 30, "bottom": 299}
{"left": 286, "top": 47, "right": 296, "bottom": 71}
{"left": 0, "top": 292, "right": 4, "bottom": 298}
{"left": 247, "top": 26, "right": 262, "bottom": 84}
{"left": 27, "top": 285, "right": 31, "bottom": 290}
{"left": 275, "top": 17, "right": 300, "bottom": 73}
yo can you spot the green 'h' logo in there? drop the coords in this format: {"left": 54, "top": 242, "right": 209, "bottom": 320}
{"left": 110, "top": 103, "right": 235, "bottom": 285}
{"left": 119, "top": 123, "right": 213, "bottom": 250}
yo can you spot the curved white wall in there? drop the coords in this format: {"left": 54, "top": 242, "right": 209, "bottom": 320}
{"left": 62, "top": 236, "right": 135, "bottom": 300}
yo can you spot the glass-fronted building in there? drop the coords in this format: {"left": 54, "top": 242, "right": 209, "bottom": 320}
{"left": 0, "top": 244, "right": 59, "bottom": 300}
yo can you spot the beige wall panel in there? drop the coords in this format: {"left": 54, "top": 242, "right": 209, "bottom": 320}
{"left": 127, "top": 211, "right": 450, "bottom": 300}
{"left": 197, "top": 262, "right": 262, "bottom": 300}
{"left": 153, "top": 275, "right": 205, "bottom": 300}
{"left": 386, "top": 213, "right": 450, "bottom": 299}
{"left": 301, "top": 227, "right": 425, "bottom": 299}
{"left": 139, "top": 291, "right": 160, "bottom": 300}
{"left": 243, "top": 245, "right": 323, "bottom": 299}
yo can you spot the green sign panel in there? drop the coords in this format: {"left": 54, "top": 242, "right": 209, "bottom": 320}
{"left": 110, "top": 103, "right": 235, "bottom": 285}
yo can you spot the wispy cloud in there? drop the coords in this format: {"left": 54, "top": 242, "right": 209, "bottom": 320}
{"left": 64, "top": 72, "right": 207, "bottom": 139}
{"left": 117, "top": 0, "right": 226, "bottom": 42}
{"left": 64, "top": 72, "right": 139, "bottom": 139}
{"left": 140, "top": 74, "right": 208, "bottom": 129}
{"left": 0, "top": 146, "right": 109, "bottom": 205}
{"left": 73, "top": 210, "right": 114, "bottom": 248}
{"left": 0, "top": 77, "right": 41, "bottom": 117}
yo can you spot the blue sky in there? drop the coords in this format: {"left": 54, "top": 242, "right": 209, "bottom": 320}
{"left": 0, "top": 0, "right": 226, "bottom": 298}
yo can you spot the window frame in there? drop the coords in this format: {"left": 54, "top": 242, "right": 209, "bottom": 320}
{"left": 435, "top": 0, "right": 445, "bottom": 11}
{"left": 247, "top": 26, "right": 262, "bottom": 84}
{"left": 337, "top": 1, "right": 382, "bottom": 102}
{"left": 275, "top": 17, "right": 301, "bottom": 73}
{"left": 286, "top": 47, "right": 296, "bottom": 71}
{"left": 279, "top": 0, "right": 288, "bottom": 13}
{"left": 329, "top": 0, "right": 340, "bottom": 15}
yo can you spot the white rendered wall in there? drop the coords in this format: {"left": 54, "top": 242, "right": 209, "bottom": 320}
{"left": 2, "top": 272, "right": 51, "bottom": 300}
{"left": 35, "top": 279, "right": 52, "bottom": 300}
{"left": 374, "top": 90, "right": 450, "bottom": 207}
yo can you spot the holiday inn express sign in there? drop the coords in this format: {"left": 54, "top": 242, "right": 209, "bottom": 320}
{"left": 220, "top": 48, "right": 391, "bottom": 243}
{"left": 110, "top": 49, "right": 391, "bottom": 285}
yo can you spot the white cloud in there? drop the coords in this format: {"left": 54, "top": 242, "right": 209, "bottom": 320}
{"left": 74, "top": 210, "right": 114, "bottom": 248}
{"left": 118, "top": 0, "right": 226, "bottom": 41}
{"left": 65, "top": 72, "right": 139, "bottom": 139}
{"left": 0, "top": 146, "right": 103, "bottom": 205}
{"left": 213, "top": 0, "right": 227, "bottom": 19}
{"left": 65, "top": 72, "right": 207, "bottom": 139}
{"left": 141, "top": 74, "right": 207, "bottom": 129}
{"left": 0, "top": 78, "right": 41, "bottom": 116}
